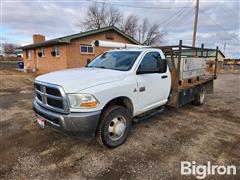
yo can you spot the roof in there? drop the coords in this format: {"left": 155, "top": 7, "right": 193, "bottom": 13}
{"left": 210, "top": 50, "right": 225, "bottom": 58}
{"left": 21, "top": 26, "right": 140, "bottom": 49}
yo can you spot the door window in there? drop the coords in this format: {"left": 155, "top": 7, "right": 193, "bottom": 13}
{"left": 138, "top": 52, "right": 161, "bottom": 72}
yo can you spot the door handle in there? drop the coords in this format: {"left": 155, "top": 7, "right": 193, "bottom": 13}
{"left": 161, "top": 75, "right": 168, "bottom": 79}
{"left": 139, "top": 86, "right": 146, "bottom": 92}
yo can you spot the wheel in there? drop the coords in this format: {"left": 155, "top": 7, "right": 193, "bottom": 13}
{"left": 192, "top": 86, "right": 206, "bottom": 106}
{"left": 96, "top": 105, "right": 132, "bottom": 148}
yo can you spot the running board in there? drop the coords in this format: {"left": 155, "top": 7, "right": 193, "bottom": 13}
{"left": 133, "top": 106, "right": 165, "bottom": 123}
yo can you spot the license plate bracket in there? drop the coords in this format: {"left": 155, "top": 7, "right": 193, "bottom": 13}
{"left": 37, "top": 117, "right": 45, "bottom": 128}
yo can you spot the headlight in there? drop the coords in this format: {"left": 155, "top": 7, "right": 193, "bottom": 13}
{"left": 67, "top": 94, "right": 99, "bottom": 109}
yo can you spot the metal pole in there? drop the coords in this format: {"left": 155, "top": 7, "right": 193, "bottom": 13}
{"left": 201, "top": 44, "right": 204, "bottom": 57}
{"left": 223, "top": 42, "right": 226, "bottom": 54}
{"left": 214, "top": 46, "right": 219, "bottom": 79}
{"left": 177, "top": 40, "right": 182, "bottom": 84}
{"left": 192, "top": 0, "right": 199, "bottom": 47}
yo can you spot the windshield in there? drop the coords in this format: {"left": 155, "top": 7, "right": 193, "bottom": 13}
{"left": 87, "top": 51, "right": 141, "bottom": 71}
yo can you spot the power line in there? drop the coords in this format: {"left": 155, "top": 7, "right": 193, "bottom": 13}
{"left": 167, "top": 7, "right": 193, "bottom": 30}
{"left": 200, "top": 9, "right": 239, "bottom": 44}
{"left": 92, "top": 1, "right": 190, "bottom": 10}
{"left": 159, "top": 5, "right": 191, "bottom": 26}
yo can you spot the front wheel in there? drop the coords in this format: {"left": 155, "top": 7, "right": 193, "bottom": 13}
{"left": 96, "top": 105, "right": 132, "bottom": 148}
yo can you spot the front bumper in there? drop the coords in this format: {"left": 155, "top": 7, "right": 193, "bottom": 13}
{"left": 33, "top": 99, "right": 101, "bottom": 137}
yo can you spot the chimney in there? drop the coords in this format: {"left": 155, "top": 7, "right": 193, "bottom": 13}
{"left": 33, "top": 34, "right": 45, "bottom": 44}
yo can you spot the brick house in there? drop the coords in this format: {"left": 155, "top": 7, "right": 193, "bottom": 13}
{"left": 22, "top": 26, "right": 140, "bottom": 74}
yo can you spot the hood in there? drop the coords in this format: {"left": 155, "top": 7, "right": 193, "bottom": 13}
{"left": 36, "top": 67, "right": 126, "bottom": 93}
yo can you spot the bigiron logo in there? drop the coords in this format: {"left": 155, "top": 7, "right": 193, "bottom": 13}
{"left": 181, "top": 161, "right": 237, "bottom": 179}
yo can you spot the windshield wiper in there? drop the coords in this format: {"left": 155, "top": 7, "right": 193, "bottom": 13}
{"left": 87, "top": 66, "right": 119, "bottom": 70}
{"left": 90, "top": 66, "right": 107, "bottom": 69}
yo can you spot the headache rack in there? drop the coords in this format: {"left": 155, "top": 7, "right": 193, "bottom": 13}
{"left": 157, "top": 40, "right": 219, "bottom": 108}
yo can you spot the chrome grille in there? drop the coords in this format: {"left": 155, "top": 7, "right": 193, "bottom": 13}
{"left": 34, "top": 81, "right": 69, "bottom": 114}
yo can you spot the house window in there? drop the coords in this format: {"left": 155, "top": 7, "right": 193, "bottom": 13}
{"left": 80, "top": 45, "right": 94, "bottom": 54}
{"left": 26, "top": 50, "right": 31, "bottom": 60}
{"left": 51, "top": 46, "right": 60, "bottom": 57}
{"left": 38, "top": 48, "right": 45, "bottom": 58}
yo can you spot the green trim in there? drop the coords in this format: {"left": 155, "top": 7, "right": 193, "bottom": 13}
{"left": 59, "top": 26, "right": 140, "bottom": 44}
{"left": 21, "top": 26, "right": 140, "bottom": 49}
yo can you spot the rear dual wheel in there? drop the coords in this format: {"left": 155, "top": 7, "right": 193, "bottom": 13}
{"left": 96, "top": 105, "right": 132, "bottom": 148}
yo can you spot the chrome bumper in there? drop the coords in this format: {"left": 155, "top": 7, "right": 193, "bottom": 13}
{"left": 33, "top": 99, "right": 101, "bottom": 137}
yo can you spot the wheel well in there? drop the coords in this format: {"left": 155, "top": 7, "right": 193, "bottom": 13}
{"left": 103, "top": 97, "right": 134, "bottom": 116}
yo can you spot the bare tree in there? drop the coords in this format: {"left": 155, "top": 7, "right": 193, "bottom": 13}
{"left": 3, "top": 43, "right": 19, "bottom": 56}
{"left": 138, "top": 19, "right": 164, "bottom": 46}
{"left": 105, "top": 6, "right": 122, "bottom": 27}
{"left": 80, "top": 3, "right": 165, "bottom": 45}
{"left": 81, "top": 3, "right": 106, "bottom": 30}
{"left": 120, "top": 15, "right": 139, "bottom": 37}
{"left": 80, "top": 3, "right": 122, "bottom": 30}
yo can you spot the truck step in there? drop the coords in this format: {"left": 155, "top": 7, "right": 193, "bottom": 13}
{"left": 133, "top": 106, "right": 165, "bottom": 123}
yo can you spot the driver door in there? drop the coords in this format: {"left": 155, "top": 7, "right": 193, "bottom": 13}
{"left": 135, "top": 51, "right": 170, "bottom": 113}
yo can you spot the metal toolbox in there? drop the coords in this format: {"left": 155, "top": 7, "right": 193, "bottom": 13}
{"left": 175, "top": 58, "right": 207, "bottom": 80}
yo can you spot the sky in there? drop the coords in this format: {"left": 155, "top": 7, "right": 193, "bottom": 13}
{"left": 1, "top": 0, "right": 240, "bottom": 58}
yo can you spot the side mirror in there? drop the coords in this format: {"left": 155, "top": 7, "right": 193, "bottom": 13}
{"left": 86, "top": 58, "right": 91, "bottom": 64}
{"left": 159, "top": 59, "right": 167, "bottom": 73}
{"left": 85, "top": 58, "right": 91, "bottom": 67}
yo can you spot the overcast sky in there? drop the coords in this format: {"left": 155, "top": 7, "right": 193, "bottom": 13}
{"left": 1, "top": 0, "right": 240, "bottom": 58}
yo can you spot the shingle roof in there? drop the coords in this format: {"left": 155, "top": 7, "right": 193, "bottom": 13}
{"left": 21, "top": 26, "right": 140, "bottom": 49}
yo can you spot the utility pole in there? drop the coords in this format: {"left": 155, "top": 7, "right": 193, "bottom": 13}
{"left": 223, "top": 42, "right": 227, "bottom": 54}
{"left": 192, "top": 0, "right": 199, "bottom": 47}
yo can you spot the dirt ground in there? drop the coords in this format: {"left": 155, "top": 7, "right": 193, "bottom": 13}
{"left": 0, "top": 69, "right": 239, "bottom": 180}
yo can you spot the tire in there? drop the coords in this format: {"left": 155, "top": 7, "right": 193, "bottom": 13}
{"left": 192, "top": 86, "right": 206, "bottom": 106}
{"left": 96, "top": 105, "right": 132, "bottom": 148}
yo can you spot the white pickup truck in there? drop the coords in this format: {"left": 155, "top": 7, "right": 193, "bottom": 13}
{"left": 33, "top": 40, "right": 218, "bottom": 148}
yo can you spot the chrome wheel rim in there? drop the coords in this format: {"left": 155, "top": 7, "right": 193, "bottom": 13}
{"left": 108, "top": 115, "right": 126, "bottom": 141}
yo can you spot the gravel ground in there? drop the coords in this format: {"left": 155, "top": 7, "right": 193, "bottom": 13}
{"left": 0, "top": 69, "right": 239, "bottom": 179}
{"left": 0, "top": 61, "right": 18, "bottom": 70}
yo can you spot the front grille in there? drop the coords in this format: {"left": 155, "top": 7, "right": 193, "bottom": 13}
{"left": 34, "top": 82, "right": 69, "bottom": 113}
{"left": 36, "top": 93, "right": 42, "bottom": 101}
{"left": 47, "top": 98, "right": 63, "bottom": 109}
{"left": 46, "top": 86, "right": 61, "bottom": 96}
{"left": 35, "top": 84, "right": 41, "bottom": 91}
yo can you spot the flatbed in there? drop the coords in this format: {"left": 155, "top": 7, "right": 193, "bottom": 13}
{"left": 158, "top": 40, "right": 219, "bottom": 107}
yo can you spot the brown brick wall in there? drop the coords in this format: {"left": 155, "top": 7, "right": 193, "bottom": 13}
{"left": 33, "top": 34, "right": 45, "bottom": 44}
{"left": 23, "top": 30, "right": 136, "bottom": 74}
{"left": 23, "top": 49, "right": 37, "bottom": 71}
{"left": 66, "top": 31, "right": 134, "bottom": 68}
{"left": 36, "top": 45, "right": 67, "bottom": 73}
{"left": 23, "top": 45, "right": 67, "bottom": 73}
